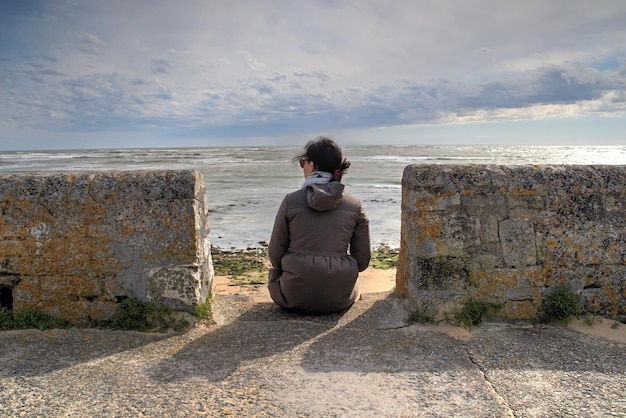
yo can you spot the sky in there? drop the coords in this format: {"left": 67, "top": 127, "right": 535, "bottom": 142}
{"left": 1, "top": 0, "right": 625, "bottom": 150}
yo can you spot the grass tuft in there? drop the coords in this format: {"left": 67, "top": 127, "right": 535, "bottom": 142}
{"left": 540, "top": 283, "right": 581, "bottom": 324}
{"left": 452, "top": 298, "right": 501, "bottom": 329}
{"left": 0, "top": 307, "right": 70, "bottom": 331}
{"left": 194, "top": 299, "right": 212, "bottom": 321}
{"left": 406, "top": 301, "right": 437, "bottom": 324}
{"left": 100, "top": 298, "right": 190, "bottom": 333}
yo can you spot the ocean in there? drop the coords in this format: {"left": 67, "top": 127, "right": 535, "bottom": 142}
{"left": 1, "top": 145, "right": 624, "bottom": 249}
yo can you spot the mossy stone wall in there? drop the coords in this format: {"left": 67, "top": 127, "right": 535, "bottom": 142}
{"left": 398, "top": 165, "right": 625, "bottom": 320}
{"left": 0, "top": 170, "right": 213, "bottom": 322}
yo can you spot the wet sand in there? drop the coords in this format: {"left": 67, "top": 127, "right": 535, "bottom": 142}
{"left": 213, "top": 266, "right": 396, "bottom": 303}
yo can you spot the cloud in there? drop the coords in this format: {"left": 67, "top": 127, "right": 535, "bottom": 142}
{"left": 458, "top": 65, "right": 623, "bottom": 110}
{"left": 0, "top": 0, "right": 625, "bottom": 148}
{"left": 293, "top": 69, "right": 331, "bottom": 82}
{"left": 151, "top": 58, "right": 174, "bottom": 74}
{"left": 77, "top": 33, "right": 105, "bottom": 46}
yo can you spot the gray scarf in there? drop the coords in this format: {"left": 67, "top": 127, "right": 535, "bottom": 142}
{"left": 302, "top": 171, "right": 332, "bottom": 188}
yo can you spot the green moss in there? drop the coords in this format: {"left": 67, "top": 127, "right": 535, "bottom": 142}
{"left": 212, "top": 246, "right": 268, "bottom": 277}
{"left": 370, "top": 245, "right": 399, "bottom": 269}
{"left": 212, "top": 244, "right": 400, "bottom": 277}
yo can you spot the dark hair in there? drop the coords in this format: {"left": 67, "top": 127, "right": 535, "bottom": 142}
{"left": 293, "top": 137, "right": 351, "bottom": 181}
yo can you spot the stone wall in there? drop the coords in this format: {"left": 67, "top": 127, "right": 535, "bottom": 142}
{"left": 0, "top": 170, "right": 213, "bottom": 322}
{"left": 397, "top": 165, "right": 625, "bottom": 320}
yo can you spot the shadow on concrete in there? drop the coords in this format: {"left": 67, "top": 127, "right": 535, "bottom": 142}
{"left": 0, "top": 328, "right": 169, "bottom": 378}
{"left": 3, "top": 292, "right": 622, "bottom": 385}
{"left": 146, "top": 292, "right": 480, "bottom": 383}
{"left": 147, "top": 299, "right": 347, "bottom": 383}
{"left": 299, "top": 295, "right": 473, "bottom": 375}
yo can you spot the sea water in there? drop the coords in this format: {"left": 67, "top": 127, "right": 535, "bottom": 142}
{"left": 1, "top": 145, "right": 624, "bottom": 249}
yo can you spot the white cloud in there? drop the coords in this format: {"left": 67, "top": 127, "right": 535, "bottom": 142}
{"left": 0, "top": 0, "right": 625, "bottom": 148}
{"left": 77, "top": 33, "right": 105, "bottom": 46}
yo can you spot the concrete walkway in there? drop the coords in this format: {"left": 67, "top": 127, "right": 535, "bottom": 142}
{"left": 1, "top": 291, "right": 624, "bottom": 417}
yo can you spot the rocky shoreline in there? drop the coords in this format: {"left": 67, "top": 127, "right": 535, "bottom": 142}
{"left": 211, "top": 244, "right": 399, "bottom": 280}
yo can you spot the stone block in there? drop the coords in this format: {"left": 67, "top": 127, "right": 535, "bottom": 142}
{"left": 0, "top": 170, "right": 214, "bottom": 322}
{"left": 400, "top": 164, "right": 626, "bottom": 320}
{"left": 412, "top": 257, "right": 468, "bottom": 293}
{"left": 480, "top": 213, "right": 500, "bottom": 243}
{"left": 499, "top": 219, "right": 537, "bottom": 268}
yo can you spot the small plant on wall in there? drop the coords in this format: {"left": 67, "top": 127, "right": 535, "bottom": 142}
{"left": 452, "top": 298, "right": 501, "bottom": 330}
{"left": 0, "top": 308, "right": 70, "bottom": 330}
{"left": 540, "top": 283, "right": 581, "bottom": 324}
{"left": 406, "top": 300, "right": 437, "bottom": 324}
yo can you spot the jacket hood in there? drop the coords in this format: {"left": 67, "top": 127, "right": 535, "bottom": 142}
{"left": 306, "top": 182, "right": 345, "bottom": 212}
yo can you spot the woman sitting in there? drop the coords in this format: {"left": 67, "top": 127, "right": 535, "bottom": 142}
{"left": 268, "top": 137, "right": 371, "bottom": 314}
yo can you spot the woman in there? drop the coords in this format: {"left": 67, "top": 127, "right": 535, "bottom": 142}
{"left": 268, "top": 137, "right": 371, "bottom": 314}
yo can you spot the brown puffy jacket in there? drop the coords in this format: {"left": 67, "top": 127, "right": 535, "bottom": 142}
{"left": 268, "top": 181, "right": 371, "bottom": 314}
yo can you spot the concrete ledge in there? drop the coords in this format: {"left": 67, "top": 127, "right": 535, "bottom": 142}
{"left": 0, "top": 170, "right": 213, "bottom": 322}
{"left": 398, "top": 164, "right": 626, "bottom": 320}
{"left": 1, "top": 292, "right": 623, "bottom": 416}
